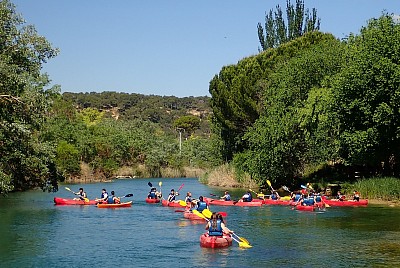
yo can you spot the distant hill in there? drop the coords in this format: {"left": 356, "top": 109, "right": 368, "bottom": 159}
{"left": 62, "top": 91, "right": 212, "bottom": 136}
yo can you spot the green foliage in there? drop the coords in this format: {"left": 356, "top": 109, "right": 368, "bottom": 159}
{"left": 257, "top": 0, "right": 320, "bottom": 51}
{"left": 0, "top": 0, "right": 59, "bottom": 194}
{"left": 55, "top": 141, "right": 80, "bottom": 175}
{"left": 173, "top": 115, "right": 201, "bottom": 135}
{"left": 343, "top": 177, "right": 400, "bottom": 201}
{"left": 332, "top": 14, "right": 400, "bottom": 173}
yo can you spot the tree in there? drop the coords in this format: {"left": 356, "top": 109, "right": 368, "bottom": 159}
{"left": 0, "top": 0, "right": 59, "bottom": 194}
{"left": 257, "top": 0, "right": 320, "bottom": 51}
{"left": 332, "top": 14, "right": 400, "bottom": 175}
{"left": 173, "top": 115, "right": 201, "bottom": 135}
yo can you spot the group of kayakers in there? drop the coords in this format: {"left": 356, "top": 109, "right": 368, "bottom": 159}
{"left": 72, "top": 188, "right": 121, "bottom": 204}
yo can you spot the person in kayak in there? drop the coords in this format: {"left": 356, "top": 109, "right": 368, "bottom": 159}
{"left": 206, "top": 212, "right": 233, "bottom": 236}
{"left": 353, "top": 191, "right": 360, "bottom": 201}
{"left": 184, "top": 192, "right": 193, "bottom": 203}
{"left": 193, "top": 196, "right": 208, "bottom": 213}
{"left": 241, "top": 191, "right": 253, "bottom": 202}
{"left": 73, "top": 188, "right": 87, "bottom": 200}
{"left": 336, "top": 191, "right": 345, "bottom": 201}
{"left": 95, "top": 188, "right": 108, "bottom": 203}
{"left": 107, "top": 191, "right": 120, "bottom": 204}
{"left": 270, "top": 191, "right": 280, "bottom": 200}
{"left": 220, "top": 191, "right": 231, "bottom": 201}
{"left": 167, "top": 189, "right": 179, "bottom": 203}
{"left": 148, "top": 187, "right": 158, "bottom": 199}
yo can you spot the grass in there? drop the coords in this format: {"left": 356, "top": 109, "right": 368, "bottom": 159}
{"left": 341, "top": 177, "right": 400, "bottom": 201}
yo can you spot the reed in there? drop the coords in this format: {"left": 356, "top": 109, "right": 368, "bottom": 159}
{"left": 342, "top": 177, "right": 400, "bottom": 201}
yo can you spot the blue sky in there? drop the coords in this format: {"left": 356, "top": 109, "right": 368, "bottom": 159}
{"left": 12, "top": 0, "right": 399, "bottom": 97}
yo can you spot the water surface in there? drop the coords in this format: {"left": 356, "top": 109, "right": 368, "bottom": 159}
{"left": 1, "top": 178, "right": 399, "bottom": 267}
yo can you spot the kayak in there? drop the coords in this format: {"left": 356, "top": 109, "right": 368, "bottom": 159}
{"left": 203, "top": 197, "right": 262, "bottom": 207}
{"left": 183, "top": 211, "right": 206, "bottom": 221}
{"left": 200, "top": 233, "right": 233, "bottom": 248}
{"left": 145, "top": 198, "right": 160, "bottom": 203}
{"left": 295, "top": 205, "right": 315, "bottom": 211}
{"left": 161, "top": 199, "right": 185, "bottom": 207}
{"left": 323, "top": 199, "right": 368, "bottom": 207}
{"left": 54, "top": 197, "right": 97, "bottom": 205}
{"left": 97, "top": 201, "right": 132, "bottom": 208}
{"left": 262, "top": 199, "right": 291, "bottom": 205}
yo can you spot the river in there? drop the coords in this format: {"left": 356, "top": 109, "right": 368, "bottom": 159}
{"left": 0, "top": 178, "right": 399, "bottom": 267}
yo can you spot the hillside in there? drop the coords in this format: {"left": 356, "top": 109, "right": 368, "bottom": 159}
{"left": 62, "top": 91, "right": 212, "bottom": 135}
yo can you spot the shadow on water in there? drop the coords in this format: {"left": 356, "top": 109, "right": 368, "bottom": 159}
{"left": 1, "top": 178, "right": 400, "bottom": 267}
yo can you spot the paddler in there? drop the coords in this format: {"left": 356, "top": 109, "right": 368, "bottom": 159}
{"left": 95, "top": 188, "right": 108, "bottom": 203}
{"left": 73, "top": 188, "right": 87, "bottom": 201}
{"left": 205, "top": 212, "right": 233, "bottom": 236}
{"left": 220, "top": 191, "right": 231, "bottom": 201}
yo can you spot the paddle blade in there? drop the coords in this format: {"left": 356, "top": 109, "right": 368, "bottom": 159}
{"left": 159, "top": 181, "right": 162, "bottom": 187}
{"left": 124, "top": 193, "right": 133, "bottom": 198}
{"left": 65, "top": 187, "right": 72, "bottom": 192}
{"left": 179, "top": 200, "right": 187, "bottom": 207}
{"left": 282, "top": 186, "right": 290, "bottom": 192}
{"left": 239, "top": 242, "right": 253, "bottom": 248}
{"left": 148, "top": 182, "right": 153, "bottom": 187}
{"left": 301, "top": 185, "right": 307, "bottom": 189}
{"left": 202, "top": 209, "right": 212, "bottom": 219}
{"left": 192, "top": 209, "right": 207, "bottom": 220}
{"left": 218, "top": 212, "right": 228, "bottom": 217}
{"left": 175, "top": 210, "right": 185, "bottom": 213}
{"left": 266, "top": 180, "right": 272, "bottom": 187}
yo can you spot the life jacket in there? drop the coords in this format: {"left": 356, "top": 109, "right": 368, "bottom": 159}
{"left": 101, "top": 192, "right": 108, "bottom": 199}
{"left": 209, "top": 219, "right": 223, "bottom": 236}
{"left": 196, "top": 201, "right": 207, "bottom": 212}
{"left": 295, "top": 194, "right": 301, "bottom": 202}
{"left": 304, "top": 198, "right": 314, "bottom": 206}
{"left": 271, "top": 193, "right": 278, "bottom": 200}
{"left": 243, "top": 194, "right": 252, "bottom": 202}
{"left": 107, "top": 196, "right": 115, "bottom": 204}
{"left": 224, "top": 194, "right": 231, "bottom": 201}
{"left": 185, "top": 197, "right": 193, "bottom": 203}
{"left": 168, "top": 194, "right": 176, "bottom": 202}
{"left": 148, "top": 192, "right": 156, "bottom": 199}
{"left": 315, "top": 196, "right": 322, "bottom": 203}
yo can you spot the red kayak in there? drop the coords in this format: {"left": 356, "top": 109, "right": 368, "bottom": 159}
{"left": 203, "top": 197, "right": 262, "bottom": 207}
{"left": 200, "top": 233, "right": 233, "bottom": 248}
{"left": 183, "top": 211, "right": 206, "bottom": 221}
{"left": 54, "top": 197, "right": 97, "bottom": 205}
{"left": 97, "top": 201, "right": 132, "bottom": 208}
{"left": 262, "top": 199, "right": 291, "bottom": 205}
{"left": 161, "top": 199, "right": 184, "bottom": 207}
{"left": 323, "top": 199, "right": 368, "bottom": 207}
{"left": 145, "top": 198, "right": 160, "bottom": 203}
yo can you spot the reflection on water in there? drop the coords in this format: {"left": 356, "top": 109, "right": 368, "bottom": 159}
{"left": 1, "top": 178, "right": 400, "bottom": 267}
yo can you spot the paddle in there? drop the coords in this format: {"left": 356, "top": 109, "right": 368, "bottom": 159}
{"left": 65, "top": 187, "right": 89, "bottom": 202}
{"left": 177, "top": 183, "right": 184, "bottom": 192}
{"left": 202, "top": 208, "right": 228, "bottom": 219}
{"left": 148, "top": 182, "right": 153, "bottom": 187}
{"left": 231, "top": 232, "right": 252, "bottom": 248}
{"left": 282, "top": 185, "right": 291, "bottom": 192}
{"left": 175, "top": 209, "right": 186, "bottom": 213}
{"left": 119, "top": 193, "right": 133, "bottom": 199}
{"left": 266, "top": 179, "right": 275, "bottom": 192}
{"left": 159, "top": 181, "right": 163, "bottom": 199}
{"left": 249, "top": 189, "right": 265, "bottom": 199}
{"left": 210, "top": 193, "right": 217, "bottom": 197}
{"left": 179, "top": 200, "right": 187, "bottom": 207}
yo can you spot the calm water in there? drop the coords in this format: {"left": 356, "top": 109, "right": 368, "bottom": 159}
{"left": 1, "top": 178, "right": 399, "bottom": 268}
